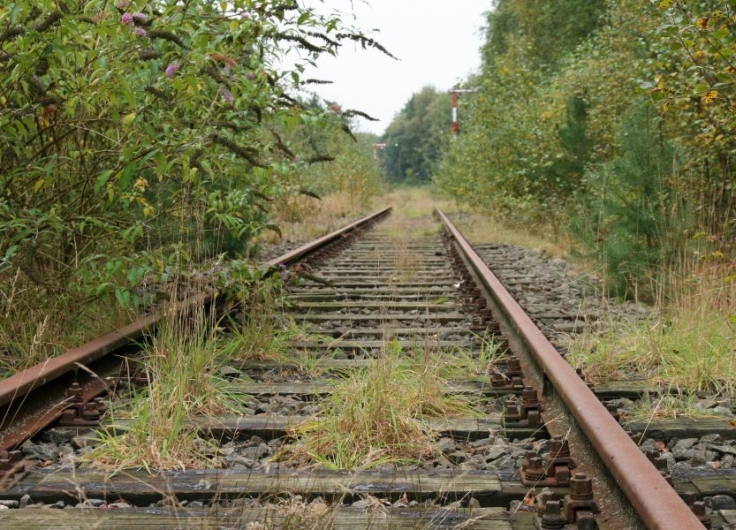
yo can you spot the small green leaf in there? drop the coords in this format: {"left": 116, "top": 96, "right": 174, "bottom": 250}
{"left": 4, "top": 245, "right": 18, "bottom": 260}
{"left": 95, "top": 170, "right": 114, "bottom": 194}
{"left": 119, "top": 163, "right": 136, "bottom": 190}
{"left": 115, "top": 288, "right": 131, "bottom": 307}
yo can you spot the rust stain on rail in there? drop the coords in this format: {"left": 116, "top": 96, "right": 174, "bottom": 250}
{"left": 435, "top": 208, "right": 702, "bottom": 530}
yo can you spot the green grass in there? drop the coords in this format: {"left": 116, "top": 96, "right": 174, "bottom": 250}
{"left": 568, "top": 260, "right": 736, "bottom": 403}
{"left": 0, "top": 280, "right": 131, "bottom": 377}
{"left": 221, "top": 273, "right": 310, "bottom": 363}
{"left": 449, "top": 333, "right": 507, "bottom": 375}
{"left": 568, "top": 308, "right": 735, "bottom": 394}
{"left": 286, "top": 343, "right": 481, "bottom": 469}
{"left": 87, "top": 303, "right": 239, "bottom": 472}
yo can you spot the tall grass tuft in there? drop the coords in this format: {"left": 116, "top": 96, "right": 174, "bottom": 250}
{"left": 568, "top": 259, "right": 736, "bottom": 396}
{"left": 288, "top": 344, "right": 477, "bottom": 469}
{"left": 224, "top": 273, "right": 292, "bottom": 363}
{"left": 88, "top": 298, "right": 237, "bottom": 472}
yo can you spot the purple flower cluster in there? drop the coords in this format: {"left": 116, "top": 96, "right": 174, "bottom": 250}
{"left": 165, "top": 61, "right": 181, "bottom": 78}
{"left": 116, "top": 0, "right": 130, "bottom": 8}
{"left": 132, "top": 13, "right": 147, "bottom": 22}
{"left": 219, "top": 86, "right": 234, "bottom": 104}
{"left": 135, "top": 27, "right": 147, "bottom": 38}
{"left": 121, "top": 12, "right": 133, "bottom": 26}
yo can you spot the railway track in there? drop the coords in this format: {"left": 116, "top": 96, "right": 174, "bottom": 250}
{"left": 0, "top": 207, "right": 729, "bottom": 529}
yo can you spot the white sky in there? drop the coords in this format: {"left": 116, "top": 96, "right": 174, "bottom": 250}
{"left": 302, "top": 1, "right": 491, "bottom": 135}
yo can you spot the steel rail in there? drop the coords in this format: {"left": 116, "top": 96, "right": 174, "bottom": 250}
{"left": 0, "top": 207, "right": 391, "bottom": 451}
{"left": 436, "top": 209, "right": 702, "bottom": 530}
{"left": 266, "top": 206, "right": 392, "bottom": 268}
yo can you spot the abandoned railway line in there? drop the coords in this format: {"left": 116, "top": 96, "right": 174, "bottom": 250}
{"left": 0, "top": 208, "right": 733, "bottom": 529}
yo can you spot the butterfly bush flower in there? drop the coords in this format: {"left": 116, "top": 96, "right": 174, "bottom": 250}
{"left": 165, "top": 61, "right": 181, "bottom": 78}
{"left": 121, "top": 13, "right": 133, "bottom": 26}
{"left": 219, "top": 86, "right": 234, "bottom": 104}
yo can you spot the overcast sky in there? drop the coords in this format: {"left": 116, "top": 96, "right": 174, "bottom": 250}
{"left": 301, "top": 1, "right": 491, "bottom": 136}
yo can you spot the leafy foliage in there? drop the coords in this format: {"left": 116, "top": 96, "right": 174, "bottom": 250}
{"left": 379, "top": 86, "right": 451, "bottom": 183}
{"left": 569, "top": 101, "right": 689, "bottom": 299}
{"left": 434, "top": 0, "right": 735, "bottom": 295}
{"left": 484, "top": 0, "right": 606, "bottom": 69}
{"left": 0, "top": 0, "right": 387, "bottom": 365}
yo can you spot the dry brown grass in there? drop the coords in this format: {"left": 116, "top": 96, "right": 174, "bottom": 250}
{"left": 383, "top": 187, "right": 570, "bottom": 258}
{"left": 259, "top": 189, "right": 384, "bottom": 244}
{"left": 260, "top": 186, "right": 571, "bottom": 260}
{"left": 0, "top": 272, "right": 132, "bottom": 375}
{"left": 568, "top": 258, "right": 736, "bottom": 395}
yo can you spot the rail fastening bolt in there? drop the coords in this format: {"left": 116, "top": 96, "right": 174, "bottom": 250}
{"left": 506, "top": 356, "right": 521, "bottom": 375}
{"left": 541, "top": 500, "right": 565, "bottom": 529}
{"left": 549, "top": 436, "right": 570, "bottom": 459}
{"left": 522, "top": 387, "right": 539, "bottom": 405}
{"left": 569, "top": 473, "right": 594, "bottom": 501}
{"left": 691, "top": 501, "right": 711, "bottom": 528}
{"left": 680, "top": 491, "right": 699, "bottom": 506}
{"left": 524, "top": 456, "right": 546, "bottom": 482}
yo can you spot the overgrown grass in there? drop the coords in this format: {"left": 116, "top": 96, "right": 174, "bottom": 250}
{"left": 568, "top": 261, "right": 736, "bottom": 397}
{"left": 258, "top": 190, "right": 376, "bottom": 244}
{"left": 88, "top": 301, "right": 238, "bottom": 472}
{"left": 446, "top": 333, "right": 508, "bottom": 378}
{"left": 287, "top": 344, "right": 479, "bottom": 469}
{"left": 0, "top": 274, "right": 131, "bottom": 376}
{"left": 224, "top": 277, "right": 293, "bottom": 363}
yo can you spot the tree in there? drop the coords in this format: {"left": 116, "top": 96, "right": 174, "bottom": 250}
{"left": 484, "top": 0, "right": 606, "bottom": 71}
{"left": 0, "top": 0, "right": 389, "bottom": 305}
{"left": 379, "top": 86, "right": 451, "bottom": 183}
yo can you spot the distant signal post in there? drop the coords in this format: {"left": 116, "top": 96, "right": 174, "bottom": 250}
{"left": 373, "top": 143, "right": 386, "bottom": 160}
{"left": 448, "top": 88, "right": 477, "bottom": 137}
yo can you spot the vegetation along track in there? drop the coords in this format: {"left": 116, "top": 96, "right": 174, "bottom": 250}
{"left": 0, "top": 208, "right": 726, "bottom": 529}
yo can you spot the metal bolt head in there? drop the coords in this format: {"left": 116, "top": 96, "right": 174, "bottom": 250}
{"left": 527, "top": 409, "right": 541, "bottom": 427}
{"left": 524, "top": 456, "right": 546, "bottom": 482}
{"left": 680, "top": 491, "right": 699, "bottom": 506}
{"left": 491, "top": 372, "right": 508, "bottom": 388}
{"left": 68, "top": 382, "right": 83, "bottom": 401}
{"left": 691, "top": 501, "right": 706, "bottom": 515}
{"left": 505, "top": 403, "right": 520, "bottom": 421}
{"left": 691, "top": 501, "right": 712, "bottom": 528}
{"left": 569, "top": 473, "right": 594, "bottom": 501}
{"left": 541, "top": 500, "right": 565, "bottom": 529}
{"left": 522, "top": 387, "right": 538, "bottom": 404}
{"left": 550, "top": 436, "right": 570, "bottom": 458}
{"left": 507, "top": 357, "right": 521, "bottom": 372}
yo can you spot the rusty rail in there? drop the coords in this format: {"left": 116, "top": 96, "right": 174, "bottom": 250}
{"left": 0, "top": 207, "right": 391, "bottom": 452}
{"left": 266, "top": 206, "right": 391, "bottom": 268}
{"left": 436, "top": 208, "right": 702, "bottom": 530}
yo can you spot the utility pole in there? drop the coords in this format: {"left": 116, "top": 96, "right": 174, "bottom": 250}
{"left": 448, "top": 88, "right": 477, "bottom": 137}
{"left": 372, "top": 143, "right": 386, "bottom": 160}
